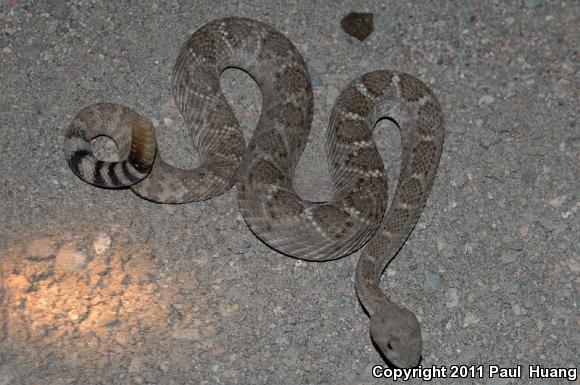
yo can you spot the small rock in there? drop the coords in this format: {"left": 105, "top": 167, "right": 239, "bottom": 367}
{"left": 559, "top": 140, "right": 566, "bottom": 152}
{"left": 445, "top": 288, "right": 459, "bottom": 308}
{"left": 326, "top": 85, "right": 339, "bottom": 106}
{"left": 552, "top": 79, "right": 571, "bottom": 99}
{"left": 424, "top": 271, "right": 442, "bottom": 290}
{"left": 47, "top": 0, "right": 70, "bottom": 19}
{"left": 211, "top": 346, "right": 226, "bottom": 356}
{"left": 47, "top": 20, "right": 58, "bottom": 34}
{"left": 548, "top": 195, "right": 566, "bottom": 208}
{"left": 445, "top": 319, "right": 453, "bottom": 330}
{"left": 341, "top": 12, "right": 374, "bottom": 41}
{"left": 310, "top": 74, "right": 323, "bottom": 87}
{"left": 7, "top": 275, "right": 29, "bottom": 292}
{"left": 218, "top": 302, "right": 241, "bottom": 317}
{"left": 414, "top": 291, "right": 426, "bottom": 301}
{"left": 172, "top": 327, "right": 201, "bottom": 340}
{"left": 24, "top": 42, "right": 43, "bottom": 59}
{"left": 501, "top": 253, "right": 517, "bottom": 264}
{"left": 509, "top": 281, "right": 521, "bottom": 294}
{"left": 26, "top": 237, "right": 56, "bottom": 259}
{"left": 567, "top": 257, "right": 579, "bottom": 273}
{"left": 55, "top": 242, "right": 88, "bottom": 273}
{"left": 524, "top": 0, "right": 541, "bottom": 9}
{"left": 478, "top": 95, "right": 495, "bottom": 106}
{"left": 275, "top": 336, "right": 289, "bottom": 345}
{"left": 436, "top": 239, "right": 447, "bottom": 253}
{"left": 463, "top": 312, "right": 480, "bottom": 327}
{"left": 128, "top": 356, "right": 145, "bottom": 374}
{"left": 63, "top": 352, "right": 80, "bottom": 368}
{"left": 520, "top": 166, "right": 537, "bottom": 184}
{"left": 93, "top": 233, "right": 112, "bottom": 255}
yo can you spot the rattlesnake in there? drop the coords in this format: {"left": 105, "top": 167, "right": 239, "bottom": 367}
{"left": 64, "top": 17, "right": 444, "bottom": 368}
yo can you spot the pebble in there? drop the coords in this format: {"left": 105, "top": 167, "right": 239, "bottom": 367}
{"left": 462, "top": 312, "right": 480, "bottom": 327}
{"left": 520, "top": 166, "right": 537, "bottom": 184}
{"left": 548, "top": 195, "right": 566, "bottom": 208}
{"left": 340, "top": 12, "right": 374, "bottom": 41}
{"left": 478, "top": 95, "right": 495, "bottom": 106}
{"left": 218, "top": 302, "right": 241, "bottom": 317}
{"left": 55, "top": 242, "right": 88, "bottom": 273}
{"left": 436, "top": 239, "right": 446, "bottom": 253}
{"left": 93, "top": 233, "right": 112, "bottom": 255}
{"left": 63, "top": 352, "right": 80, "bottom": 369}
{"left": 501, "top": 253, "right": 517, "bottom": 264}
{"left": 47, "top": 0, "right": 70, "bottom": 20}
{"left": 567, "top": 258, "right": 579, "bottom": 273}
{"left": 524, "top": 0, "right": 541, "bottom": 9}
{"left": 7, "top": 275, "right": 29, "bottom": 292}
{"left": 326, "top": 85, "right": 339, "bottom": 106}
{"left": 509, "top": 281, "right": 521, "bottom": 294}
{"left": 47, "top": 20, "right": 58, "bottom": 34}
{"left": 310, "top": 74, "right": 323, "bottom": 87}
{"left": 171, "top": 327, "right": 201, "bottom": 340}
{"left": 445, "top": 288, "right": 459, "bottom": 308}
{"left": 552, "top": 79, "right": 571, "bottom": 99}
{"left": 128, "top": 356, "right": 145, "bottom": 374}
{"left": 424, "top": 270, "right": 442, "bottom": 290}
{"left": 25, "top": 237, "right": 56, "bottom": 259}
{"left": 211, "top": 346, "right": 226, "bottom": 356}
{"left": 23, "top": 42, "right": 42, "bottom": 59}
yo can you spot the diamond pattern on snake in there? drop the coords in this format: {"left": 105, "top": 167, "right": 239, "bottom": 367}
{"left": 64, "top": 17, "right": 444, "bottom": 368}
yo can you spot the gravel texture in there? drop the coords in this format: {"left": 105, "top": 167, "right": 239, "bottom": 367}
{"left": 0, "top": 1, "right": 578, "bottom": 384}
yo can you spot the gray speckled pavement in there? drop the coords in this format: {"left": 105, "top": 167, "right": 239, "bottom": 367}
{"left": 0, "top": 1, "right": 578, "bottom": 384}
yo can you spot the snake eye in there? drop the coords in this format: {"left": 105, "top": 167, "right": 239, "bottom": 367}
{"left": 387, "top": 336, "right": 401, "bottom": 351}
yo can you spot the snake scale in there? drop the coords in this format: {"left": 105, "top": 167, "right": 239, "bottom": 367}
{"left": 64, "top": 17, "right": 444, "bottom": 368}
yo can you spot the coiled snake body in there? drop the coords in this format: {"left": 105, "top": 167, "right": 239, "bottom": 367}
{"left": 64, "top": 17, "right": 444, "bottom": 368}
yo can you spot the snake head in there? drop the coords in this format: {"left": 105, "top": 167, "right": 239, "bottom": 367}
{"left": 369, "top": 306, "right": 422, "bottom": 368}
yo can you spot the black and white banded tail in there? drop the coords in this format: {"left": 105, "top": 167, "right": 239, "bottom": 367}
{"left": 64, "top": 103, "right": 157, "bottom": 188}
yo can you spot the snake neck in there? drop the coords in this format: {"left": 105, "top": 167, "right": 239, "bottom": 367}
{"left": 355, "top": 247, "right": 398, "bottom": 316}
{"left": 355, "top": 244, "right": 424, "bottom": 368}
